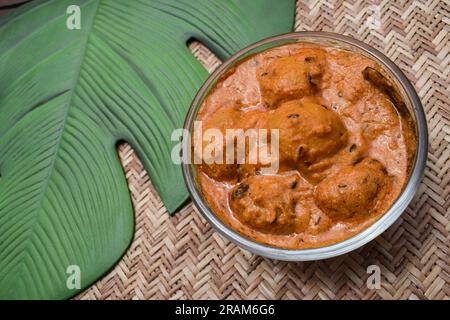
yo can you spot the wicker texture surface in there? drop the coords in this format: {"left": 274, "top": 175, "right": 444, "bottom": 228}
{"left": 78, "top": 0, "right": 449, "bottom": 300}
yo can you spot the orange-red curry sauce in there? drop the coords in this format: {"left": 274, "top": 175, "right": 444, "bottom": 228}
{"left": 195, "top": 43, "right": 416, "bottom": 249}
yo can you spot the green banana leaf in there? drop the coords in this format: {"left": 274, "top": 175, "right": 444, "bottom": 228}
{"left": 0, "top": 0, "right": 294, "bottom": 299}
{"left": 0, "top": 0, "right": 30, "bottom": 7}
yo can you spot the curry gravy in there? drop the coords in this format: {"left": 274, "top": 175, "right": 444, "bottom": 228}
{"left": 195, "top": 43, "right": 416, "bottom": 249}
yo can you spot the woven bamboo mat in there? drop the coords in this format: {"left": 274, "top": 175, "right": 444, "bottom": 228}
{"left": 78, "top": 0, "right": 449, "bottom": 300}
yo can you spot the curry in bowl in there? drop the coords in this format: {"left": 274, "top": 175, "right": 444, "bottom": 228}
{"left": 193, "top": 42, "right": 416, "bottom": 249}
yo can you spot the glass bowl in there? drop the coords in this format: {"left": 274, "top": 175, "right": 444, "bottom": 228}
{"left": 181, "top": 32, "right": 428, "bottom": 261}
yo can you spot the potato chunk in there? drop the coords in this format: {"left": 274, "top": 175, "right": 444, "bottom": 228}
{"left": 199, "top": 106, "right": 269, "bottom": 181}
{"left": 269, "top": 99, "right": 347, "bottom": 166}
{"left": 196, "top": 104, "right": 240, "bottom": 180}
{"left": 257, "top": 51, "right": 326, "bottom": 107}
{"left": 314, "top": 158, "right": 390, "bottom": 219}
{"left": 230, "top": 174, "right": 310, "bottom": 235}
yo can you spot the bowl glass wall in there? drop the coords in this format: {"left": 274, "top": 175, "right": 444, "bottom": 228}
{"left": 182, "top": 32, "right": 428, "bottom": 261}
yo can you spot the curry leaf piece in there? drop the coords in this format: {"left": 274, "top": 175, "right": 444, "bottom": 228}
{"left": 0, "top": 0, "right": 294, "bottom": 299}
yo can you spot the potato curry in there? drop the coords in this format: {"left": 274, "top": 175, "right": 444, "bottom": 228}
{"left": 195, "top": 43, "right": 416, "bottom": 249}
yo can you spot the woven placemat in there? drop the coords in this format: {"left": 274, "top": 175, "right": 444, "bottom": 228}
{"left": 77, "top": 0, "right": 449, "bottom": 300}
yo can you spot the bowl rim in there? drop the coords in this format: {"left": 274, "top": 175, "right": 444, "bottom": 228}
{"left": 181, "top": 31, "right": 428, "bottom": 261}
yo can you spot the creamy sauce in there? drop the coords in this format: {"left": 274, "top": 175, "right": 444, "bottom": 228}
{"left": 195, "top": 43, "right": 416, "bottom": 249}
